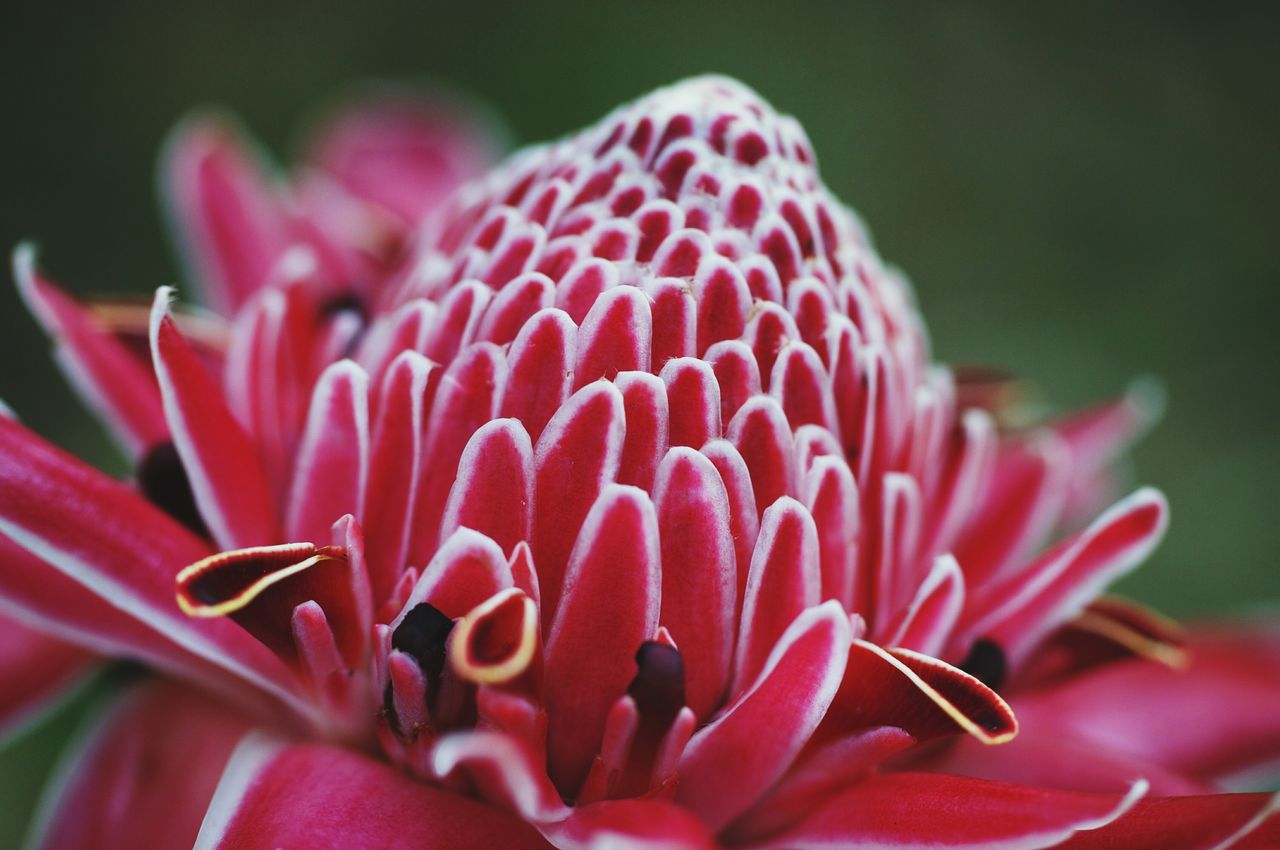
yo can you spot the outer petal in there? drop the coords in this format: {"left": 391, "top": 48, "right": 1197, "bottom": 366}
{"left": 194, "top": 736, "right": 550, "bottom": 849}
{"left": 161, "top": 115, "right": 291, "bottom": 314}
{"left": 0, "top": 612, "right": 94, "bottom": 744}
{"left": 745, "top": 772, "right": 1147, "bottom": 850}
{"left": 955, "top": 488, "right": 1169, "bottom": 668}
{"left": 14, "top": 247, "right": 167, "bottom": 461}
{"left": 303, "top": 90, "right": 502, "bottom": 224}
{"left": 1012, "top": 621, "right": 1280, "bottom": 786}
{"left": 28, "top": 680, "right": 252, "bottom": 850}
{"left": 150, "top": 287, "right": 280, "bottom": 549}
{"left": 677, "top": 602, "right": 852, "bottom": 831}
{"left": 0, "top": 416, "right": 313, "bottom": 724}
{"left": 1055, "top": 793, "right": 1279, "bottom": 850}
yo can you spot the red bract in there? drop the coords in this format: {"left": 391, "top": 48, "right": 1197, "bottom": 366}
{"left": 2, "top": 77, "right": 1277, "bottom": 849}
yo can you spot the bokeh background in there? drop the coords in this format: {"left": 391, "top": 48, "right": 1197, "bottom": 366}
{"left": 1, "top": 2, "right": 1276, "bottom": 843}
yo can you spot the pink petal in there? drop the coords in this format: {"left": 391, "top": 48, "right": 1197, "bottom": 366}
{"left": 750, "top": 772, "right": 1147, "bottom": 850}
{"left": 410, "top": 342, "right": 506, "bottom": 562}
{"left": 646, "top": 278, "right": 696, "bottom": 368}
{"left": 615, "top": 371, "right": 670, "bottom": 492}
{"left": 285, "top": 359, "right": 369, "bottom": 543}
{"left": 161, "top": 115, "right": 291, "bottom": 314}
{"left": 0, "top": 418, "right": 311, "bottom": 722}
{"left": 694, "top": 256, "right": 751, "bottom": 356}
{"left": 677, "top": 602, "right": 852, "bottom": 831}
{"left": 733, "top": 497, "right": 821, "bottom": 694}
{"left": 532, "top": 381, "right": 626, "bottom": 621}
{"left": 30, "top": 681, "right": 252, "bottom": 850}
{"left": 303, "top": 90, "right": 501, "bottom": 224}
{"left": 0, "top": 611, "right": 94, "bottom": 742}
{"left": 14, "top": 246, "right": 167, "bottom": 460}
{"left": 881, "top": 554, "right": 965, "bottom": 657}
{"left": 803, "top": 455, "right": 861, "bottom": 610}
{"left": 1054, "top": 792, "right": 1279, "bottom": 850}
{"left": 956, "top": 488, "right": 1169, "bottom": 668}
{"left": 431, "top": 730, "right": 569, "bottom": 824}
{"left": 728, "top": 395, "right": 796, "bottom": 519}
{"left": 1013, "top": 621, "right": 1280, "bottom": 786}
{"left": 544, "top": 485, "right": 661, "bottom": 796}
{"left": 653, "top": 447, "right": 736, "bottom": 718}
{"left": 440, "top": 418, "right": 534, "bottom": 556}
{"left": 194, "top": 736, "right": 550, "bottom": 849}
{"left": 362, "top": 351, "right": 438, "bottom": 602}
{"left": 150, "top": 287, "right": 280, "bottom": 549}
{"left": 499, "top": 308, "right": 578, "bottom": 444}
{"left": 701, "top": 439, "right": 760, "bottom": 622}
{"left": 573, "top": 286, "right": 653, "bottom": 389}
{"left": 395, "top": 528, "right": 513, "bottom": 622}
{"left": 547, "top": 798, "right": 718, "bottom": 850}
{"left": 705, "top": 340, "right": 762, "bottom": 427}
{"left": 661, "top": 357, "right": 721, "bottom": 450}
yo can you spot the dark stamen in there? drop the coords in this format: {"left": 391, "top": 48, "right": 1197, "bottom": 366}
{"left": 392, "top": 603, "right": 454, "bottom": 711}
{"left": 961, "top": 638, "right": 1007, "bottom": 691}
{"left": 628, "top": 642, "right": 686, "bottom": 729}
{"left": 137, "top": 440, "right": 207, "bottom": 537}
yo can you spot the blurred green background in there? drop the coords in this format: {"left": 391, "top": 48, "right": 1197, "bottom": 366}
{"left": 1, "top": 1, "right": 1276, "bottom": 843}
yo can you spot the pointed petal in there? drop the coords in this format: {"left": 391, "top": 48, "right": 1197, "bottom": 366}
{"left": 0, "top": 417, "right": 311, "bottom": 721}
{"left": 677, "top": 602, "right": 852, "bottom": 831}
{"left": 150, "top": 287, "right": 280, "bottom": 549}
{"left": 14, "top": 247, "right": 167, "bottom": 460}
{"left": 532, "top": 381, "right": 626, "bottom": 621}
{"left": 882, "top": 554, "right": 966, "bottom": 657}
{"left": 28, "top": 681, "right": 252, "bottom": 850}
{"left": 285, "top": 359, "right": 370, "bottom": 543}
{"left": 957, "top": 488, "right": 1169, "bottom": 667}
{"left": 411, "top": 342, "right": 506, "bottom": 562}
{"left": 749, "top": 772, "right": 1147, "bottom": 850}
{"left": 431, "top": 730, "right": 569, "bottom": 824}
{"left": 734, "top": 497, "right": 820, "bottom": 693}
{"left": 653, "top": 448, "right": 735, "bottom": 718}
{"left": 194, "top": 735, "right": 551, "bottom": 849}
{"left": 362, "top": 351, "right": 438, "bottom": 602}
{"left": 545, "top": 485, "right": 661, "bottom": 795}
{"left": 161, "top": 115, "right": 291, "bottom": 313}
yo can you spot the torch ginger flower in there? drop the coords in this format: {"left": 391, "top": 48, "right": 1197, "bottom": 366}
{"left": 1, "top": 77, "right": 1278, "bottom": 849}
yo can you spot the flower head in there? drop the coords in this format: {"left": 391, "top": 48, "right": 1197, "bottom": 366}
{"left": 2, "top": 77, "right": 1277, "bottom": 849}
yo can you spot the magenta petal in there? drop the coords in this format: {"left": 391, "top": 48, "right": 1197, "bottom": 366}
{"left": 544, "top": 484, "right": 661, "bottom": 796}
{"left": 677, "top": 602, "right": 852, "bottom": 831}
{"left": 150, "top": 288, "right": 280, "bottom": 549}
{"left": 728, "top": 396, "right": 795, "bottom": 517}
{"left": 957, "top": 488, "right": 1169, "bottom": 667}
{"left": 30, "top": 681, "right": 252, "bottom": 850}
{"left": 303, "top": 90, "right": 501, "bottom": 225}
{"left": 0, "top": 417, "right": 311, "bottom": 722}
{"left": 653, "top": 447, "right": 736, "bottom": 718}
{"left": 431, "top": 730, "right": 569, "bottom": 824}
{"left": 395, "top": 528, "right": 512, "bottom": 622}
{"left": 440, "top": 418, "right": 534, "bottom": 555}
{"left": 285, "top": 359, "right": 369, "bottom": 543}
{"left": 162, "top": 115, "right": 292, "bottom": 314}
{"left": 573, "top": 286, "right": 653, "bottom": 389}
{"left": 881, "top": 554, "right": 965, "bottom": 657}
{"left": 532, "top": 381, "right": 626, "bottom": 621}
{"left": 1013, "top": 622, "right": 1280, "bottom": 786}
{"left": 1054, "top": 792, "right": 1279, "bottom": 850}
{"left": 362, "top": 351, "right": 438, "bottom": 601}
{"left": 195, "top": 737, "right": 550, "bottom": 849}
{"left": 661, "top": 357, "right": 721, "bottom": 450}
{"left": 0, "top": 611, "right": 94, "bottom": 742}
{"left": 749, "top": 772, "right": 1146, "bottom": 850}
{"left": 547, "top": 798, "right": 718, "bottom": 850}
{"left": 734, "top": 497, "right": 821, "bottom": 694}
{"left": 14, "top": 247, "right": 168, "bottom": 461}
{"left": 499, "top": 307, "right": 578, "bottom": 444}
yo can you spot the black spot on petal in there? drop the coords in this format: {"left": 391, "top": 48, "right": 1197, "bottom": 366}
{"left": 137, "top": 441, "right": 207, "bottom": 537}
{"left": 628, "top": 642, "right": 686, "bottom": 729}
